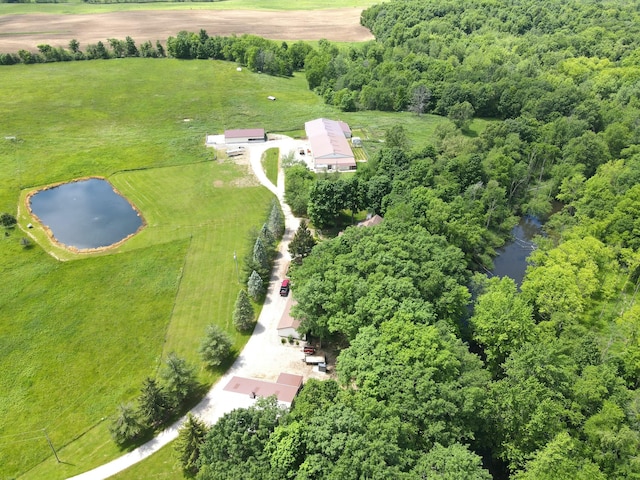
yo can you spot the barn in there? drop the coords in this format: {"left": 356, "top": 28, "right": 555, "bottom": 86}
{"left": 305, "top": 118, "right": 356, "bottom": 172}
{"left": 224, "top": 128, "right": 266, "bottom": 144}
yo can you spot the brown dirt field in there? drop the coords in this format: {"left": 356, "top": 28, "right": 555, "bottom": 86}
{"left": 0, "top": 8, "right": 374, "bottom": 53}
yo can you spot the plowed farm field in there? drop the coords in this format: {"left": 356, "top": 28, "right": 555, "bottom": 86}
{"left": 0, "top": 8, "right": 374, "bottom": 52}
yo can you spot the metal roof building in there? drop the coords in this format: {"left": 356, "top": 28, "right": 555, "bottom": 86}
{"left": 224, "top": 128, "right": 266, "bottom": 144}
{"left": 305, "top": 118, "right": 356, "bottom": 172}
{"left": 223, "top": 373, "right": 304, "bottom": 406}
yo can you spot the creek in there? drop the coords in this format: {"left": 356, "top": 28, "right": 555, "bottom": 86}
{"left": 490, "top": 216, "right": 542, "bottom": 286}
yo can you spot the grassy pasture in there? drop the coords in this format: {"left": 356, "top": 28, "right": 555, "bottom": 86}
{"left": 262, "top": 147, "right": 280, "bottom": 186}
{"left": 0, "top": 0, "right": 380, "bottom": 15}
{"left": 0, "top": 55, "right": 480, "bottom": 479}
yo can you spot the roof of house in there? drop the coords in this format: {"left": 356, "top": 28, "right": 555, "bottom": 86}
{"left": 305, "top": 118, "right": 355, "bottom": 165}
{"left": 223, "top": 373, "right": 303, "bottom": 404}
{"left": 276, "top": 372, "right": 304, "bottom": 388}
{"left": 224, "top": 128, "right": 265, "bottom": 139}
{"left": 278, "top": 295, "right": 301, "bottom": 331}
{"left": 357, "top": 214, "right": 384, "bottom": 228}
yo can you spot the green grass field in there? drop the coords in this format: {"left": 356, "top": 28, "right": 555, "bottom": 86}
{"left": 262, "top": 147, "right": 280, "bottom": 186}
{"left": 0, "top": 54, "right": 483, "bottom": 479}
{"left": 0, "top": 0, "right": 379, "bottom": 15}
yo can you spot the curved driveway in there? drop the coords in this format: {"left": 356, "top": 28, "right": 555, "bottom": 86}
{"left": 69, "top": 136, "right": 312, "bottom": 479}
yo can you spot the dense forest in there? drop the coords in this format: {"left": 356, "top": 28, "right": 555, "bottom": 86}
{"left": 184, "top": 0, "right": 640, "bottom": 479}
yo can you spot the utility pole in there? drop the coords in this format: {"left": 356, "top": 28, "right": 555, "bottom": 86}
{"left": 43, "top": 429, "right": 61, "bottom": 463}
{"left": 233, "top": 251, "right": 240, "bottom": 283}
{"left": 4, "top": 136, "right": 19, "bottom": 189}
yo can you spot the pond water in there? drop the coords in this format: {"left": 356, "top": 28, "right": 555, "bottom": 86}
{"left": 29, "top": 178, "right": 143, "bottom": 250}
{"left": 490, "top": 216, "right": 542, "bottom": 286}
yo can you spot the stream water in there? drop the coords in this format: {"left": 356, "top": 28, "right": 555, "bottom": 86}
{"left": 490, "top": 216, "right": 542, "bottom": 286}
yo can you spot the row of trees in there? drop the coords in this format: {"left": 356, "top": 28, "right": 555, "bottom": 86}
{"left": 0, "top": 37, "right": 166, "bottom": 65}
{"left": 109, "top": 353, "right": 198, "bottom": 446}
{"left": 0, "top": 30, "right": 311, "bottom": 77}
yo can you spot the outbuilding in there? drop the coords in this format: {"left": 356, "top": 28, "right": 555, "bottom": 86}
{"left": 304, "top": 118, "right": 356, "bottom": 172}
{"left": 224, "top": 128, "right": 266, "bottom": 144}
{"left": 223, "top": 373, "right": 304, "bottom": 407}
{"left": 278, "top": 295, "right": 304, "bottom": 341}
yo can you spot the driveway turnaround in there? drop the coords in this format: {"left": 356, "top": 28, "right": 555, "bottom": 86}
{"left": 68, "top": 136, "right": 319, "bottom": 480}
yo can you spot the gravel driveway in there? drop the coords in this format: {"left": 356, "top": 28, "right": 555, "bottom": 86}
{"left": 69, "top": 135, "right": 322, "bottom": 479}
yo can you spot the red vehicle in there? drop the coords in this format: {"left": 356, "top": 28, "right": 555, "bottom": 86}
{"left": 303, "top": 346, "right": 316, "bottom": 355}
{"left": 280, "top": 279, "right": 290, "bottom": 296}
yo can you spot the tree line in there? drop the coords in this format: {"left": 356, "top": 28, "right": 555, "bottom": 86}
{"left": 0, "top": 30, "right": 311, "bottom": 77}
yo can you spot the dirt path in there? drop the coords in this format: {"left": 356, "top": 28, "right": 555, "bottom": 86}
{"left": 0, "top": 8, "right": 373, "bottom": 53}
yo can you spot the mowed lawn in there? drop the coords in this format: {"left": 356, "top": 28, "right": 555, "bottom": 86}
{"left": 0, "top": 58, "right": 329, "bottom": 479}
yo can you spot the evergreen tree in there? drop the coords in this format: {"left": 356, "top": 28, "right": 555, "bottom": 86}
{"left": 109, "top": 402, "right": 144, "bottom": 446}
{"left": 253, "top": 237, "right": 269, "bottom": 272}
{"left": 137, "top": 377, "right": 170, "bottom": 428}
{"left": 233, "top": 289, "right": 255, "bottom": 332}
{"left": 288, "top": 220, "right": 316, "bottom": 259}
{"left": 260, "top": 223, "right": 275, "bottom": 249}
{"left": 199, "top": 324, "right": 232, "bottom": 369}
{"left": 160, "top": 352, "right": 198, "bottom": 410}
{"left": 248, "top": 270, "right": 265, "bottom": 301}
{"left": 175, "top": 413, "right": 209, "bottom": 477}
{"left": 268, "top": 200, "right": 285, "bottom": 238}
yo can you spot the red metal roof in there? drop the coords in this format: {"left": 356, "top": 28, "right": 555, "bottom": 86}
{"left": 223, "top": 374, "right": 303, "bottom": 404}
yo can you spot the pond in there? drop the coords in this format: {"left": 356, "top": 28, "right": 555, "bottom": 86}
{"left": 28, "top": 178, "right": 143, "bottom": 250}
{"left": 490, "top": 216, "right": 542, "bottom": 287}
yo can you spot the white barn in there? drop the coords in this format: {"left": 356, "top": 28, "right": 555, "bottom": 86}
{"left": 224, "top": 128, "right": 266, "bottom": 144}
{"left": 305, "top": 118, "right": 356, "bottom": 172}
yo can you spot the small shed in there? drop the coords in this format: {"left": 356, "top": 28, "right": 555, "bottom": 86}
{"left": 224, "top": 128, "right": 266, "bottom": 144}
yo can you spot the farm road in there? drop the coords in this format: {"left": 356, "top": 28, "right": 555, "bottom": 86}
{"left": 0, "top": 8, "right": 373, "bottom": 53}
{"left": 68, "top": 136, "right": 322, "bottom": 479}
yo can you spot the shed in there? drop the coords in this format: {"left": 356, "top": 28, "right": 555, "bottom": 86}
{"left": 224, "top": 128, "right": 266, "bottom": 144}
{"left": 278, "top": 295, "right": 304, "bottom": 340}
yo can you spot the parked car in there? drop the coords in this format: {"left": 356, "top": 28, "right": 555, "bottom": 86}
{"left": 303, "top": 346, "right": 315, "bottom": 354}
{"left": 280, "top": 279, "right": 290, "bottom": 296}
